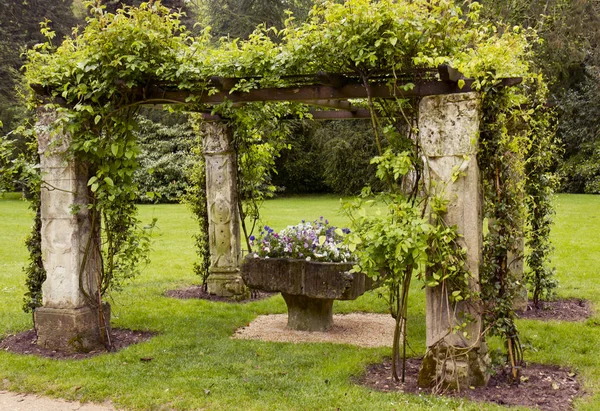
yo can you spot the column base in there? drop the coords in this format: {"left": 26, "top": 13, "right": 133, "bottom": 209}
{"left": 417, "top": 341, "right": 490, "bottom": 390}
{"left": 34, "top": 304, "right": 111, "bottom": 353}
{"left": 282, "top": 293, "right": 334, "bottom": 332}
{"left": 207, "top": 271, "right": 249, "bottom": 299}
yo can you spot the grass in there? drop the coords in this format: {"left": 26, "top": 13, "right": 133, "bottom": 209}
{"left": 0, "top": 192, "right": 599, "bottom": 410}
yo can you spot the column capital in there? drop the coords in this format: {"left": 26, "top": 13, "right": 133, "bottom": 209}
{"left": 201, "top": 122, "right": 232, "bottom": 155}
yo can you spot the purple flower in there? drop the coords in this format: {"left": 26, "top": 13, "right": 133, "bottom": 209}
{"left": 250, "top": 218, "right": 354, "bottom": 263}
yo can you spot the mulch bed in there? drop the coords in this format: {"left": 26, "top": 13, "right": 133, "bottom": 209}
{"left": 165, "top": 285, "right": 275, "bottom": 303}
{"left": 516, "top": 298, "right": 593, "bottom": 322}
{"left": 359, "top": 358, "right": 582, "bottom": 411}
{"left": 0, "top": 328, "right": 155, "bottom": 360}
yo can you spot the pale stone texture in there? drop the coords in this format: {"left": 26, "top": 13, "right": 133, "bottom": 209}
{"left": 202, "top": 122, "right": 247, "bottom": 297}
{"left": 34, "top": 107, "right": 107, "bottom": 352}
{"left": 241, "top": 257, "right": 374, "bottom": 331}
{"left": 510, "top": 236, "right": 528, "bottom": 311}
{"left": 417, "top": 93, "right": 490, "bottom": 389}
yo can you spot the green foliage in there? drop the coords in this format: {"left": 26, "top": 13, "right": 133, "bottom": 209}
{"left": 183, "top": 114, "right": 210, "bottom": 286}
{"left": 479, "top": 85, "right": 528, "bottom": 371}
{"left": 195, "top": 0, "right": 312, "bottom": 39}
{"left": 474, "top": 0, "right": 600, "bottom": 89}
{"left": 272, "top": 120, "right": 383, "bottom": 196}
{"left": 556, "top": 66, "right": 600, "bottom": 193}
{"left": 135, "top": 112, "right": 196, "bottom": 203}
{"left": 474, "top": 0, "right": 600, "bottom": 194}
{"left": 271, "top": 121, "right": 328, "bottom": 195}
{"left": 22, "top": 188, "right": 46, "bottom": 314}
{"left": 317, "top": 121, "right": 384, "bottom": 195}
{"left": 478, "top": 74, "right": 558, "bottom": 376}
{"left": 344, "top": 158, "right": 470, "bottom": 382}
{"left": 524, "top": 85, "right": 560, "bottom": 306}
{"left": 0, "top": 136, "right": 14, "bottom": 194}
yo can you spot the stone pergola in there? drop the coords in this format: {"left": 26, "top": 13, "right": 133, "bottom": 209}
{"left": 33, "top": 66, "right": 523, "bottom": 387}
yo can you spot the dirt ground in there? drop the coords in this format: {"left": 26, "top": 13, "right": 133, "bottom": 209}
{"left": 516, "top": 298, "right": 593, "bottom": 322}
{"left": 0, "top": 391, "right": 116, "bottom": 411}
{"left": 359, "top": 358, "right": 581, "bottom": 411}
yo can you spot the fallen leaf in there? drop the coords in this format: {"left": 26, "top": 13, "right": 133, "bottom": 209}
{"left": 140, "top": 357, "right": 153, "bottom": 362}
{"left": 552, "top": 382, "right": 560, "bottom": 390}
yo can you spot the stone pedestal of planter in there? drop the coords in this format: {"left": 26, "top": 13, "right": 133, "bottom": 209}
{"left": 241, "top": 257, "right": 374, "bottom": 331}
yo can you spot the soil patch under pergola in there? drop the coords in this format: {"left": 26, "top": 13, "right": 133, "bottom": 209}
{"left": 0, "top": 329, "right": 154, "bottom": 360}
{"left": 517, "top": 298, "right": 593, "bottom": 322}
{"left": 359, "top": 358, "right": 582, "bottom": 411}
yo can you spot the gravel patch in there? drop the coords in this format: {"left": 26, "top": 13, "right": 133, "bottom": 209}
{"left": 232, "top": 313, "right": 395, "bottom": 347}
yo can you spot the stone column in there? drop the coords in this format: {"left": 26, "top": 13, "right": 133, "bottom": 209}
{"left": 510, "top": 237, "right": 528, "bottom": 311}
{"left": 417, "top": 93, "right": 490, "bottom": 389}
{"left": 202, "top": 122, "right": 247, "bottom": 298}
{"left": 34, "top": 106, "right": 109, "bottom": 352}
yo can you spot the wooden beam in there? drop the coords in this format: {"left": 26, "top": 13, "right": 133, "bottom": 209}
{"left": 199, "top": 109, "right": 373, "bottom": 122}
{"left": 308, "top": 109, "right": 372, "bottom": 120}
{"left": 144, "top": 77, "right": 521, "bottom": 105}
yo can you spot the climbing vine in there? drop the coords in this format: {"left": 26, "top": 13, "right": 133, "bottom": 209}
{"left": 22, "top": 0, "right": 557, "bottom": 375}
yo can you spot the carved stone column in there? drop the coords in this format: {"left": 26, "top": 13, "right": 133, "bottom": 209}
{"left": 202, "top": 122, "right": 247, "bottom": 298}
{"left": 417, "top": 93, "right": 490, "bottom": 389}
{"left": 34, "top": 106, "right": 109, "bottom": 352}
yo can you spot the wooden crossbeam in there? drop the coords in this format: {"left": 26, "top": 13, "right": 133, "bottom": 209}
{"left": 199, "top": 109, "right": 373, "bottom": 121}
{"left": 144, "top": 77, "right": 521, "bottom": 106}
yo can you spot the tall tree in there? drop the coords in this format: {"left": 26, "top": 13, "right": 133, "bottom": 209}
{"left": 474, "top": 0, "right": 600, "bottom": 192}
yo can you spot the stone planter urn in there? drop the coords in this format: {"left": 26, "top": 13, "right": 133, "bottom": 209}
{"left": 241, "top": 256, "right": 375, "bottom": 332}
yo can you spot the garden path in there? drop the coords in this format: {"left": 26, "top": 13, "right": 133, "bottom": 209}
{"left": 0, "top": 390, "right": 116, "bottom": 411}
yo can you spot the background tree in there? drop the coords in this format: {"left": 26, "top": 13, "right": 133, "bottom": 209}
{"left": 194, "top": 0, "right": 312, "bottom": 39}
{"left": 271, "top": 120, "right": 384, "bottom": 195}
{"left": 474, "top": 0, "right": 600, "bottom": 192}
{"left": 135, "top": 110, "right": 197, "bottom": 203}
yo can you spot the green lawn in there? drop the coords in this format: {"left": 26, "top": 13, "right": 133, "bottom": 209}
{"left": 0, "top": 193, "right": 599, "bottom": 410}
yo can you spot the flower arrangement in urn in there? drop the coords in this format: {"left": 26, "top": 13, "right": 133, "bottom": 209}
{"left": 249, "top": 217, "right": 354, "bottom": 262}
{"left": 242, "top": 217, "right": 372, "bottom": 331}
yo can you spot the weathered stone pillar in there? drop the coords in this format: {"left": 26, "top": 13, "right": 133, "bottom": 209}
{"left": 202, "top": 122, "right": 247, "bottom": 298}
{"left": 34, "top": 106, "right": 108, "bottom": 352}
{"left": 417, "top": 93, "right": 490, "bottom": 389}
{"left": 510, "top": 237, "right": 528, "bottom": 311}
